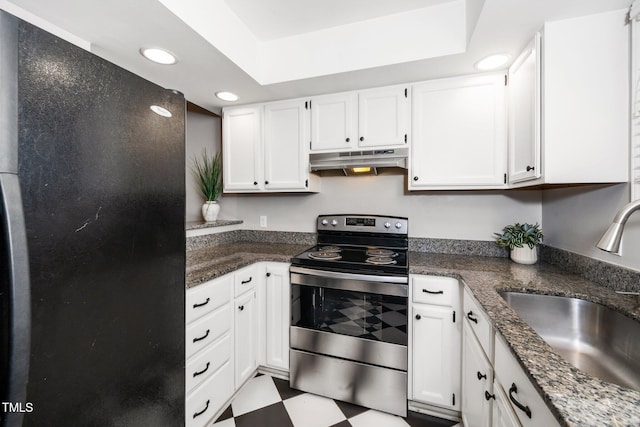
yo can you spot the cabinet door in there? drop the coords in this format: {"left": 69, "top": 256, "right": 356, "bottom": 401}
{"left": 235, "top": 290, "right": 257, "bottom": 387}
{"left": 358, "top": 86, "right": 409, "bottom": 148}
{"left": 264, "top": 100, "right": 310, "bottom": 191}
{"left": 410, "top": 74, "right": 507, "bottom": 189}
{"left": 223, "top": 106, "right": 262, "bottom": 191}
{"left": 412, "top": 304, "right": 460, "bottom": 409}
{"left": 310, "top": 92, "right": 358, "bottom": 152}
{"left": 462, "top": 322, "right": 493, "bottom": 427}
{"left": 492, "top": 382, "right": 522, "bottom": 427}
{"left": 265, "top": 263, "right": 290, "bottom": 370}
{"left": 508, "top": 33, "right": 541, "bottom": 184}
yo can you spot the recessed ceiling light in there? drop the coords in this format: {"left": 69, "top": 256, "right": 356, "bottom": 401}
{"left": 150, "top": 105, "right": 172, "bottom": 117}
{"left": 475, "top": 54, "right": 510, "bottom": 71}
{"left": 215, "top": 91, "right": 239, "bottom": 102}
{"left": 140, "top": 48, "right": 177, "bottom": 65}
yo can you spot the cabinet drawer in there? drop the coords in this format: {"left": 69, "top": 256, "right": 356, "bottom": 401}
{"left": 494, "top": 334, "right": 559, "bottom": 427}
{"left": 186, "top": 358, "right": 234, "bottom": 427}
{"left": 411, "top": 275, "right": 459, "bottom": 306}
{"left": 234, "top": 265, "right": 258, "bottom": 297}
{"left": 463, "top": 287, "right": 494, "bottom": 361}
{"left": 186, "top": 333, "right": 232, "bottom": 394}
{"left": 186, "top": 303, "right": 232, "bottom": 359}
{"left": 186, "top": 275, "right": 233, "bottom": 325}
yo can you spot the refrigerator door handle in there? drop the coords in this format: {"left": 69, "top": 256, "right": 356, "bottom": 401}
{"left": 0, "top": 174, "right": 31, "bottom": 425}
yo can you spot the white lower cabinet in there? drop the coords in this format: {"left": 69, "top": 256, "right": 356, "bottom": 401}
{"left": 409, "top": 275, "right": 461, "bottom": 411}
{"left": 461, "top": 322, "right": 493, "bottom": 427}
{"left": 185, "top": 275, "right": 234, "bottom": 427}
{"left": 234, "top": 288, "right": 257, "bottom": 386}
{"left": 461, "top": 285, "right": 559, "bottom": 427}
{"left": 185, "top": 262, "right": 290, "bottom": 427}
{"left": 264, "top": 263, "right": 291, "bottom": 370}
{"left": 493, "top": 334, "right": 559, "bottom": 427}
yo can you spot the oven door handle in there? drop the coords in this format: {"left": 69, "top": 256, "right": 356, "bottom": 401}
{"left": 290, "top": 266, "right": 408, "bottom": 297}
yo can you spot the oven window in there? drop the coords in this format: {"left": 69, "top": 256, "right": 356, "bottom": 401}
{"left": 291, "top": 284, "right": 407, "bottom": 346}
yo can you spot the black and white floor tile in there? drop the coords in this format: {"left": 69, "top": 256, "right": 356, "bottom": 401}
{"left": 212, "top": 374, "right": 461, "bottom": 427}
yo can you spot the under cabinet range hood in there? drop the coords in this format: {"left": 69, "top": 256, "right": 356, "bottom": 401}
{"left": 309, "top": 148, "right": 408, "bottom": 173}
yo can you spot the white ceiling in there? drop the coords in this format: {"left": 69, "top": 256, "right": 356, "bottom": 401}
{"left": 223, "top": 0, "right": 453, "bottom": 41}
{"left": 0, "top": 0, "right": 632, "bottom": 113}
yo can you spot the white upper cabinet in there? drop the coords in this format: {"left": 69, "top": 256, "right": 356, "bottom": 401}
{"left": 358, "top": 86, "right": 409, "bottom": 148}
{"left": 508, "top": 33, "right": 541, "bottom": 184}
{"left": 223, "top": 102, "right": 319, "bottom": 193}
{"left": 409, "top": 74, "right": 507, "bottom": 190}
{"left": 264, "top": 100, "right": 312, "bottom": 191}
{"left": 310, "top": 85, "right": 409, "bottom": 152}
{"left": 509, "top": 9, "right": 629, "bottom": 188}
{"left": 310, "top": 93, "right": 358, "bottom": 151}
{"left": 223, "top": 106, "right": 262, "bottom": 191}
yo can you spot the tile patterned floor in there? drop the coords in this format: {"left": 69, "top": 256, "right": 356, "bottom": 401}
{"left": 212, "top": 374, "right": 461, "bottom": 427}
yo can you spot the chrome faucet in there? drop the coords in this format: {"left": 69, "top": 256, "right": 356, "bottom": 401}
{"left": 596, "top": 199, "right": 640, "bottom": 255}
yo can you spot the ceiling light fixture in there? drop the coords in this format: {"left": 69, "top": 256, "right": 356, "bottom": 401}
{"left": 150, "top": 105, "right": 172, "bottom": 117}
{"left": 475, "top": 54, "right": 510, "bottom": 71}
{"left": 140, "top": 47, "right": 177, "bottom": 65}
{"left": 215, "top": 91, "right": 239, "bottom": 102}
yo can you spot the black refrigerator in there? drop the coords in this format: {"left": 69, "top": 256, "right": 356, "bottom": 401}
{"left": 0, "top": 11, "right": 186, "bottom": 427}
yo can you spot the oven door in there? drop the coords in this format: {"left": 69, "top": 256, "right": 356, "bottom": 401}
{"left": 289, "top": 266, "right": 408, "bottom": 370}
{"left": 289, "top": 266, "right": 409, "bottom": 416}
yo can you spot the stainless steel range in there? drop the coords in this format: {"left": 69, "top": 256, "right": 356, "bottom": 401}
{"left": 289, "top": 214, "right": 409, "bottom": 416}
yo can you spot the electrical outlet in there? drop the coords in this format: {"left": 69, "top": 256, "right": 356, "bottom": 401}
{"left": 260, "top": 216, "right": 267, "bottom": 228}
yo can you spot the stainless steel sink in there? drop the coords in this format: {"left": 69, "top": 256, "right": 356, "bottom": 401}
{"left": 498, "top": 292, "right": 640, "bottom": 391}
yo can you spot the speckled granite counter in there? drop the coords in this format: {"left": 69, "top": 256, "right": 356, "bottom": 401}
{"left": 186, "top": 244, "right": 640, "bottom": 426}
{"left": 409, "top": 253, "right": 640, "bottom": 427}
{"left": 186, "top": 219, "right": 243, "bottom": 230}
{"left": 186, "top": 242, "right": 308, "bottom": 288}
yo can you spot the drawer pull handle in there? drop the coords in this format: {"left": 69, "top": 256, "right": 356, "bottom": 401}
{"left": 193, "top": 362, "right": 210, "bottom": 378}
{"left": 193, "top": 329, "right": 210, "bottom": 343}
{"left": 415, "top": 314, "right": 421, "bottom": 320}
{"left": 193, "top": 298, "right": 210, "bottom": 308}
{"left": 509, "top": 383, "right": 532, "bottom": 418}
{"left": 241, "top": 277, "right": 253, "bottom": 284}
{"left": 484, "top": 391, "right": 495, "bottom": 401}
{"left": 193, "top": 399, "right": 210, "bottom": 418}
{"left": 467, "top": 311, "right": 478, "bottom": 324}
{"left": 422, "top": 289, "right": 444, "bottom": 294}
{"left": 477, "top": 371, "right": 487, "bottom": 381}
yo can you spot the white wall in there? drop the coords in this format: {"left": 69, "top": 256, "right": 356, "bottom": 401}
{"left": 185, "top": 110, "right": 222, "bottom": 222}
{"left": 542, "top": 184, "right": 640, "bottom": 272}
{"left": 220, "top": 172, "right": 542, "bottom": 240}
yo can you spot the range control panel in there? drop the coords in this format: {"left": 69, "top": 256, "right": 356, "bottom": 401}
{"left": 317, "top": 215, "right": 408, "bottom": 235}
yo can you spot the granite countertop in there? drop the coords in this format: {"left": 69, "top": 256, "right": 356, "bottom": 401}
{"left": 409, "top": 253, "right": 640, "bottom": 427}
{"left": 185, "top": 243, "right": 640, "bottom": 426}
{"left": 186, "top": 219, "right": 243, "bottom": 231}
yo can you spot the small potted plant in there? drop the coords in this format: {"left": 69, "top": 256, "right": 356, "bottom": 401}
{"left": 191, "top": 148, "right": 222, "bottom": 222}
{"left": 494, "top": 223, "right": 543, "bottom": 264}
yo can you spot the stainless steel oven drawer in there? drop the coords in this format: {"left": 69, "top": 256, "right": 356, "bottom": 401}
{"left": 290, "top": 327, "right": 407, "bottom": 371}
{"left": 290, "top": 349, "right": 407, "bottom": 417}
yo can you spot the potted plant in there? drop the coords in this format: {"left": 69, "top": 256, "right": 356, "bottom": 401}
{"left": 494, "top": 223, "right": 543, "bottom": 264}
{"left": 191, "top": 148, "right": 222, "bottom": 222}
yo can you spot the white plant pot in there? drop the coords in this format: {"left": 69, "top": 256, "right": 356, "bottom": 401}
{"left": 510, "top": 246, "right": 538, "bottom": 265}
{"left": 201, "top": 201, "right": 220, "bottom": 222}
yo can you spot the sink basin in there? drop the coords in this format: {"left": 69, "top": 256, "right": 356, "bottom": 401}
{"left": 498, "top": 292, "right": 640, "bottom": 391}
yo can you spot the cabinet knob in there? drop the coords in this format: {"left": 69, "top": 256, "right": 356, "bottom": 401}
{"left": 485, "top": 391, "right": 495, "bottom": 401}
{"left": 477, "top": 371, "right": 487, "bottom": 381}
{"left": 253, "top": 181, "right": 258, "bottom": 185}
{"left": 413, "top": 176, "right": 419, "bottom": 181}
{"left": 238, "top": 305, "right": 244, "bottom": 311}
{"left": 265, "top": 180, "right": 269, "bottom": 185}
{"left": 415, "top": 314, "right": 421, "bottom": 320}
{"left": 360, "top": 136, "right": 364, "bottom": 141}
{"left": 266, "top": 272, "right": 271, "bottom": 277}
{"left": 526, "top": 165, "right": 535, "bottom": 172}
{"left": 346, "top": 138, "right": 350, "bottom": 142}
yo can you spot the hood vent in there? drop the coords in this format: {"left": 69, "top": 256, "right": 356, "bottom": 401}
{"left": 309, "top": 148, "right": 408, "bottom": 172}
